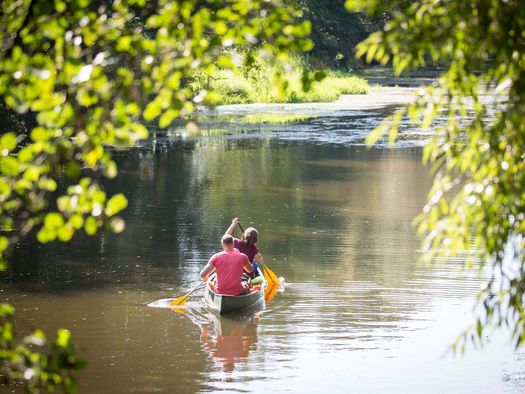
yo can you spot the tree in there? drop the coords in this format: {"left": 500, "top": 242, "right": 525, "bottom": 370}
{"left": 346, "top": 0, "right": 525, "bottom": 348}
{"left": 0, "top": 0, "right": 313, "bottom": 390}
{"left": 297, "top": 0, "right": 384, "bottom": 69}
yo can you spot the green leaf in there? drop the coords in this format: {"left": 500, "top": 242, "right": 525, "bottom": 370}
{"left": 57, "top": 224, "right": 74, "bottom": 242}
{"left": 38, "top": 178, "right": 57, "bottom": 192}
{"left": 159, "top": 109, "right": 179, "bottom": 128}
{"left": 0, "top": 157, "right": 20, "bottom": 176}
{"left": 217, "top": 55, "right": 235, "bottom": 69}
{"left": 0, "top": 133, "right": 17, "bottom": 152}
{"left": 30, "top": 127, "right": 50, "bottom": 141}
{"left": 130, "top": 124, "right": 148, "bottom": 140}
{"left": 37, "top": 227, "right": 56, "bottom": 243}
{"left": 84, "top": 216, "right": 98, "bottom": 235}
{"left": 116, "top": 36, "right": 132, "bottom": 52}
{"left": 55, "top": 329, "right": 71, "bottom": 348}
{"left": 69, "top": 214, "right": 83, "bottom": 230}
{"left": 44, "top": 212, "right": 64, "bottom": 229}
{"left": 55, "top": 0, "right": 66, "bottom": 12}
{"left": 0, "top": 236, "right": 8, "bottom": 253}
{"left": 105, "top": 194, "right": 128, "bottom": 216}
{"left": 143, "top": 101, "right": 161, "bottom": 121}
{"left": 0, "top": 303, "right": 15, "bottom": 316}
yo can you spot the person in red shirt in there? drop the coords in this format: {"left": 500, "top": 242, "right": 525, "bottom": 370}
{"left": 200, "top": 234, "right": 253, "bottom": 296}
{"left": 225, "top": 218, "right": 260, "bottom": 277}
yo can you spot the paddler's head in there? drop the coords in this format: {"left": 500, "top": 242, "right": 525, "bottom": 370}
{"left": 243, "top": 227, "right": 258, "bottom": 246}
{"left": 221, "top": 234, "right": 235, "bottom": 251}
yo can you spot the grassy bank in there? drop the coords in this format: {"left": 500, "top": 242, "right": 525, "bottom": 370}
{"left": 195, "top": 114, "right": 314, "bottom": 124}
{"left": 189, "top": 55, "right": 368, "bottom": 105}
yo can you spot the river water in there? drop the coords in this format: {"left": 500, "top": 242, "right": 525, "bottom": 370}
{"left": 2, "top": 93, "right": 524, "bottom": 393}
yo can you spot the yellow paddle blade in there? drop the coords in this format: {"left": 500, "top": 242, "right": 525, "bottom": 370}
{"left": 170, "top": 307, "right": 188, "bottom": 314}
{"left": 170, "top": 281, "right": 206, "bottom": 307}
{"left": 264, "top": 280, "right": 280, "bottom": 303}
{"left": 256, "top": 254, "right": 279, "bottom": 287}
{"left": 170, "top": 294, "right": 189, "bottom": 307}
{"left": 263, "top": 265, "right": 280, "bottom": 287}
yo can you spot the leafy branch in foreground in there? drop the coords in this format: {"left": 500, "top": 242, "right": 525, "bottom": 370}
{"left": 0, "top": 0, "right": 314, "bottom": 390}
{"left": 346, "top": 0, "right": 525, "bottom": 348}
{"left": 0, "top": 304, "right": 83, "bottom": 392}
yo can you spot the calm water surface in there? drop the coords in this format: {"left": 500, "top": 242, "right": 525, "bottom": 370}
{"left": 2, "top": 109, "right": 524, "bottom": 393}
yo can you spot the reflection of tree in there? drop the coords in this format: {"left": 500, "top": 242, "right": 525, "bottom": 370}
{"left": 5, "top": 137, "right": 431, "bottom": 300}
{"left": 176, "top": 140, "right": 430, "bottom": 287}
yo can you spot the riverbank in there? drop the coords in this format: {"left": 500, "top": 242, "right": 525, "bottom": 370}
{"left": 199, "top": 86, "right": 416, "bottom": 118}
{"left": 158, "top": 87, "right": 420, "bottom": 145}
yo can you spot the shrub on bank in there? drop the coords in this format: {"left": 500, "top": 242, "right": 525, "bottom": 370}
{"left": 188, "top": 54, "right": 368, "bottom": 105}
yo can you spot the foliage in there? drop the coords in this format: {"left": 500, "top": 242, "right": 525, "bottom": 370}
{"left": 297, "top": 0, "right": 385, "bottom": 69}
{"left": 0, "top": 303, "right": 83, "bottom": 392}
{"left": 189, "top": 52, "right": 367, "bottom": 104}
{"left": 194, "top": 114, "right": 314, "bottom": 125}
{"left": 219, "top": 114, "right": 314, "bottom": 124}
{"left": 346, "top": 0, "right": 525, "bottom": 348}
{"left": 0, "top": 0, "right": 315, "bottom": 391}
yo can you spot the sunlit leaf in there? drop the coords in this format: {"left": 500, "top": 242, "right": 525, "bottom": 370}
{"left": 105, "top": 194, "right": 128, "bottom": 217}
{"left": 0, "top": 133, "right": 17, "bottom": 152}
{"left": 84, "top": 217, "right": 98, "bottom": 236}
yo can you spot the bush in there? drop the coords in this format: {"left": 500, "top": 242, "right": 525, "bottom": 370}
{"left": 188, "top": 52, "right": 368, "bottom": 105}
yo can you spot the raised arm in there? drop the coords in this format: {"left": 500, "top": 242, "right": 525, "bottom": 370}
{"left": 225, "top": 217, "right": 240, "bottom": 236}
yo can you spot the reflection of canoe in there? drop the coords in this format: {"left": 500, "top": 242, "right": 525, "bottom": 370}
{"left": 204, "top": 272, "right": 266, "bottom": 315}
{"left": 183, "top": 307, "right": 261, "bottom": 372}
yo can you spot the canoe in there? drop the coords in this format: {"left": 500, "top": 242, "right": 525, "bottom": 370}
{"left": 204, "top": 271, "right": 266, "bottom": 315}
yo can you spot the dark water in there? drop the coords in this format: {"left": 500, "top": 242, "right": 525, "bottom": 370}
{"left": 2, "top": 116, "right": 524, "bottom": 392}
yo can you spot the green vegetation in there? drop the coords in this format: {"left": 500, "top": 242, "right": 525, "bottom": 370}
{"left": 178, "top": 114, "right": 313, "bottom": 138}
{"left": 0, "top": 312, "right": 83, "bottom": 392}
{"left": 188, "top": 53, "right": 368, "bottom": 104}
{"left": 298, "top": 0, "right": 385, "bottom": 69}
{"left": 347, "top": 0, "right": 525, "bottom": 348}
{"left": 231, "top": 114, "right": 313, "bottom": 124}
{"left": 194, "top": 114, "right": 314, "bottom": 124}
{"left": 0, "top": 0, "right": 314, "bottom": 391}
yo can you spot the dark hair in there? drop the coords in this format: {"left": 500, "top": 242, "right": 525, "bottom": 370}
{"left": 243, "top": 227, "right": 258, "bottom": 246}
{"left": 221, "top": 234, "right": 234, "bottom": 245}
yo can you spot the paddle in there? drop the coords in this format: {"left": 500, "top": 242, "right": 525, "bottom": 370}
{"left": 170, "top": 280, "right": 206, "bottom": 307}
{"left": 238, "top": 222, "right": 280, "bottom": 288}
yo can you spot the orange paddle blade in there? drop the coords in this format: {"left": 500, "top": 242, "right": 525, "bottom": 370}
{"left": 170, "top": 307, "right": 188, "bottom": 314}
{"left": 170, "top": 281, "right": 206, "bottom": 307}
{"left": 262, "top": 265, "right": 280, "bottom": 287}
{"left": 264, "top": 280, "right": 280, "bottom": 303}
{"left": 256, "top": 254, "right": 279, "bottom": 287}
{"left": 170, "top": 294, "right": 189, "bottom": 307}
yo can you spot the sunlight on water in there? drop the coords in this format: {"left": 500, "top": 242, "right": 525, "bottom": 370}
{"left": 2, "top": 108, "right": 524, "bottom": 392}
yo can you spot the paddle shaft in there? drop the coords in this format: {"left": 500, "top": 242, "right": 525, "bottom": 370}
{"left": 184, "top": 280, "right": 206, "bottom": 297}
{"left": 171, "top": 280, "right": 205, "bottom": 306}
